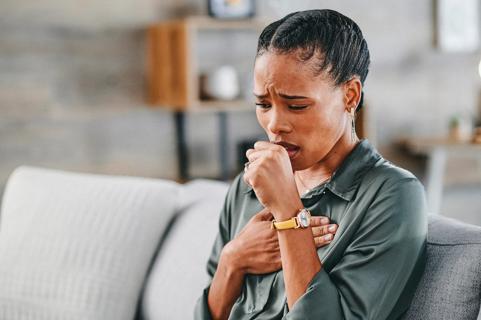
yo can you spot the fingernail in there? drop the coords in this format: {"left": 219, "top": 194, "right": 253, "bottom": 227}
{"left": 321, "top": 218, "right": 329, "bottom": 224}
{"left": 328, "top": 225, "right": 336, "bottom": 232}
{"left": 324, "top": 234, "right": 333, "bottom": 240}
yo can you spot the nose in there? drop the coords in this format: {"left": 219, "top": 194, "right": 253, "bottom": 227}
{"left": 266, "top": 107, "right": 291, "bottom": 135}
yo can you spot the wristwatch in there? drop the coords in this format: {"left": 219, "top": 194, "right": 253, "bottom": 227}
{"left": 271, "top": 208, "right": 311, "bottom": 230}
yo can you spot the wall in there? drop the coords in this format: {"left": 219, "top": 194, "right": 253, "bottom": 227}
{"left": 1, "top": 0, "right": 481, "bottom": 193}
{"left": 259, "top": 0, "right": 481, "bottom": 144}
{"left": 0, "top": 0, "right": 264, "bottom": 189}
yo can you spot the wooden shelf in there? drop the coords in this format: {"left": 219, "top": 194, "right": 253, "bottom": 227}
{"left": 146, "top": 16, "right": 266, "bottom": 111}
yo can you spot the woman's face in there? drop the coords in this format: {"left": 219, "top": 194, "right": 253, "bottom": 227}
{"left": 253, "top": 51, "right": 354, "bottom": 171}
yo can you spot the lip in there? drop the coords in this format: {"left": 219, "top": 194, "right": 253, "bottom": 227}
{"left": 273, "top": 141, "right": 300, "bottom": 159}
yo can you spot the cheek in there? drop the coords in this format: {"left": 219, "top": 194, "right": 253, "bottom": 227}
{"left": 256, "top": 109, "right": 268, "bottom": 130}
{"left": 301, "top": 111, "right": 342, "bottom": 148}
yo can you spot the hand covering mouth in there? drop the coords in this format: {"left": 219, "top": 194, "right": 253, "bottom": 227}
{"left": 273, "top": 141, "right": 300, "bottom": 158}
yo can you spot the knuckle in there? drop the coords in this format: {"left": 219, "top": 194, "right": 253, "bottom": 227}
{"left": 237, "top": 237, "right": 245, "bottom": 248}
{"left": 328, "top": 224, "right": 338, "bottom": 232}
{"left": 274, "top": 150, "right": 281, "bottom": 159}
{"left": 256, "top": 158, "right": 264, "bottom": 167}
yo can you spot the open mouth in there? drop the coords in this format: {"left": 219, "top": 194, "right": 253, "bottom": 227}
{"left": 273, "top": 141, "right": 300, "bottom": 159}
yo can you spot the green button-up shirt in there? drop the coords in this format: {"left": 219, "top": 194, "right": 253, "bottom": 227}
{"left": 194, "top": 139, "right": 427, "bottom": 319}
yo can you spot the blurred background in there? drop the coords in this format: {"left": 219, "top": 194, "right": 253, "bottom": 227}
{"left": 1, "top": 0, "right": 480, "bottom": 224}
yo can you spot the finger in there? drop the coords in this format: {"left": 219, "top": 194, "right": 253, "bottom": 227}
{"left": 254, "top": 141, "right": 286, "bottom": 155}
{"left": 311, "top": 224, "right": 337, "bottom": 237}
{"left": 266, "top": 239, "right": 280, "bottom": 252}
{"left": 270, "top": 255, "right": 282, "bottom": 270}
{"left": 253, "top": 140, "right": 277, "bottom": 150}
{"left": 314, "top": 234, "right": 334, "bottom": 247}
{"left": 310, "top": 216, "right": 330, "bottom": 227}
{"left": 246, "top": 149, "right": 271, "bottom": 163}
{"left": 311, "top": 225, "right": 327, "bottom": 237}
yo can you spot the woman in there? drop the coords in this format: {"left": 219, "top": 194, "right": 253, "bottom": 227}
{"left": 195, "top": 9, "right": 427, "bottom": 320}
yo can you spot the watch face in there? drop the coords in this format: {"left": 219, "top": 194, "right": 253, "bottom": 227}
{"left": 298, "top": 209, "right": 311, "bottom": 228}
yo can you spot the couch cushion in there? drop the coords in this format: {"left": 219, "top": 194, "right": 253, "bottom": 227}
{"left": 141, "top": 179, "right": 229, "bottom": 320}
{"left": 0, "top": 166, "right": 179, "bottom": 320}
{"left": 402, "top": 214, "right": 481, "bottom": 320}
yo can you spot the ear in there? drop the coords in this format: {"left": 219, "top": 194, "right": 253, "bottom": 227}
{"left": 343, "top": 77, "right": 362, "bottom": 112}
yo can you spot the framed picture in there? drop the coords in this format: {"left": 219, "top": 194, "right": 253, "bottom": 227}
{"left": 208, "top": 0, "right": 255, "bottom": 19}
{"left": 435, "top": 0, "right": 480, "bottom": 52}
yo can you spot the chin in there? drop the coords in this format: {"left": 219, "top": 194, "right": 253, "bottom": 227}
{"left": 290, "top": 159, "right": 307, "bottom": 171}
{"left": 292, "top": 153, "right": 326, "bottom": 171}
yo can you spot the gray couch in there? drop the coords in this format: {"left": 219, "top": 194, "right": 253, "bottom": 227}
{"left": 402, "top": 215, "right": 481, "bottom": 320}
{"left": 0, "top": 166, "right": 479, "bottom": 319}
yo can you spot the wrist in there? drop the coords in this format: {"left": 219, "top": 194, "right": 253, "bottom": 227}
{"left": 220, "top": 241, "right": 246, "bottom": 276}
{"left": 271, "top": 197, "right": 304, "bottom": 221}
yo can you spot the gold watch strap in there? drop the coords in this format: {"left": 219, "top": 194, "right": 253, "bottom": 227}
{"left": 271, "top": 217, "right": 299, "bottom": 230}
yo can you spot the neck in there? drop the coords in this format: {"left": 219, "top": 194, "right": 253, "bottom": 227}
{"left": 296, "top": 134, "right": 360, "bottom": 185}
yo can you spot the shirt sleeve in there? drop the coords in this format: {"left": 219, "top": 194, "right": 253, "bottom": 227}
{"left": 193, "top": 175, "right": 240, "bottom": 320}
{"left": 284, "top": 177, "right": 428, "bottom": 320}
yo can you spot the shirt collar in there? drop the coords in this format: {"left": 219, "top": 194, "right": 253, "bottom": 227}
{"left": 242, "top": 139, "right": 382, "bottom": 202}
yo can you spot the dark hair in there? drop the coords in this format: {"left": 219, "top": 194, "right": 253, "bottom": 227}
{"left": 256, "top": 9, "right": 370, "bottom": 111}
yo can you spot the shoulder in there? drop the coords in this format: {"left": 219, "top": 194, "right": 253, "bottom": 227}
{"left": 359, "top": 157, "right": 427, "bottom": 224}
{"left": 362, "top": 156, "right": 424, "bottom": 192}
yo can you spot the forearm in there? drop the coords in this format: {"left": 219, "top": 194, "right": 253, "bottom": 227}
{"left": 278, "top": 228, "right": 321, "bottom": 308}
{"left": 273, "top": 199, "right": 322, "bottom": 309}
{"left": 207, "top": 245, "right": 245, "bottom": 320}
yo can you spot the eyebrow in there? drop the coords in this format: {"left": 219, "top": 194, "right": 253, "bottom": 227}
{"left": 253, "top": 92, "right": 309, "bottom": 99}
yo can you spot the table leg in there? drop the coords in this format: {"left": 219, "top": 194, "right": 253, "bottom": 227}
{"left": 425, "top": 147, "right": 446, "bottom": 215}
{"left": 218, "top": 111, "right": 229, "bottom": 181}
{"left": 174, "top": 111, "right": 189, "bottom": 181}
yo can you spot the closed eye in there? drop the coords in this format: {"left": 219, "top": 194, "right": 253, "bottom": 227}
{"left": 255, "top": 103, "right": 271, "bottom": 109}
{"left": 255, "top": 103, "right": 309, "bottom": 110}
{"left": 288, "top": 105, "right": 308, "bottom": 110}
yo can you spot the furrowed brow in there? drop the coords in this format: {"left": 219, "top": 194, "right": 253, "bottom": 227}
{"left": 278, "top": 93, "right": 309, "bottom": 99}
{"left": 253, "top": 92, "right": 268, "bottom": 99}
